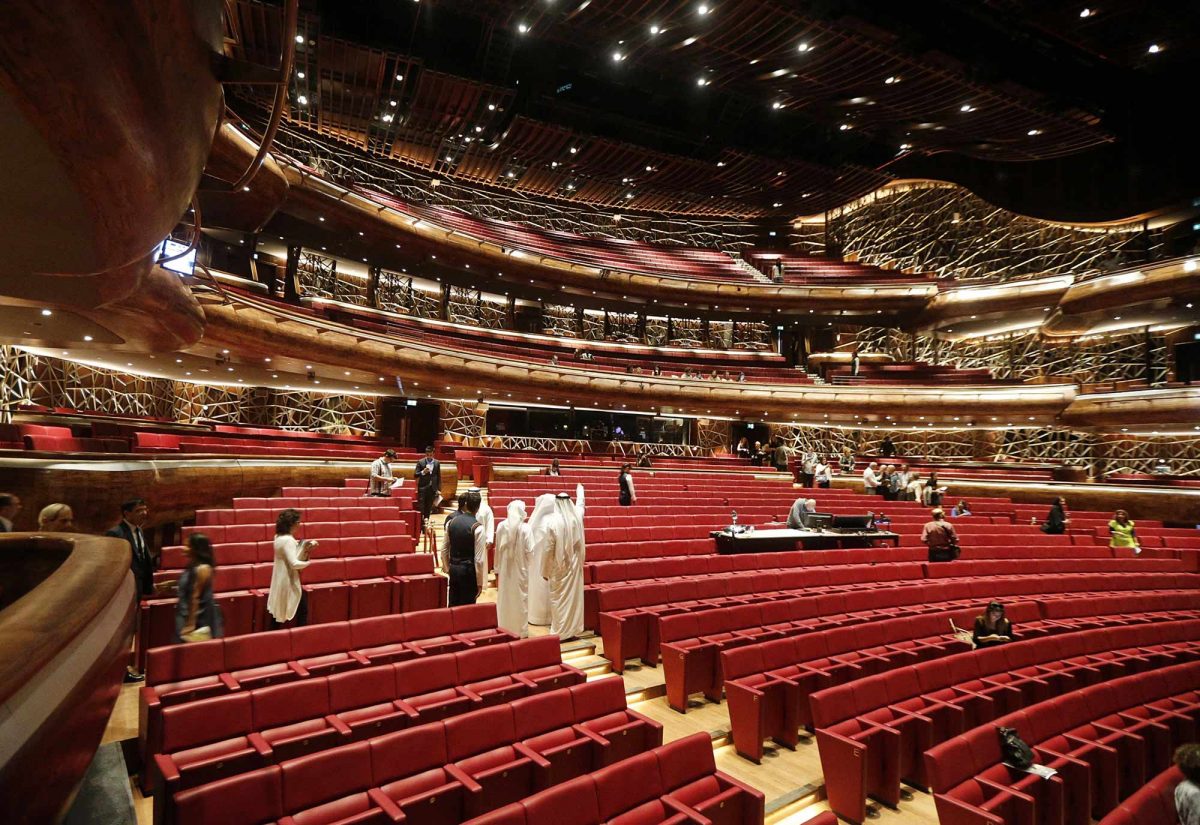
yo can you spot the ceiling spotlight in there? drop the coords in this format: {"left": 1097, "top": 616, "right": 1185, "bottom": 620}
{"left": 1027, "top": 128, "right": 1042, "bottom": 135}
{"left": 517, "top": 22, "right": 529, "bottom": 33}
{"left": 899, "top": 142, "right": 912, "bottom": 150}
{"left": 797, "top": 42, "right": 811, "bottom": 52}
{"left": 697, "top": 76, "right": 710, "bottom": 86}
{"left": 296, "top": 71, "right": 306, "bottom": 79}
{"left": 960, "top": 103, "right": 975, "bottom": 112}
{"left": 297, "top": 95, "right": 308, "bottom": 105}
{"left": 83, "top": 335, "right": 93, "bottom": 342}
{"left": 1147, "top": 43, "right": 1162, "bottom": 53}
{"left": 395, "top": 74, "right": 404, "bottom": 82}
{"left": 382, "top": 114, "right": 394, "bottom": 123}
{"left": 41, "top": 308, "right": 52, "bottom": 316}
{"left": 884, "top": 75, "right": 900, "bottom": 84}
{"left": 569, "top": 146, "right": 578, "bottom": 154}
{"left": 772, "top": 202, "right": 783, "bottom": 207}
{"left": 771, "top": 101, "right": 783, "bottom": 109}
{"left": 295, "top": 34, "right": 305, "bottom": 43}
{"left": 697, "top": 4, "right": 710, "bottom": 15}
{"left": 645, "top": 165, "right": 653, "bottom": 171}
{"left": 1080, "top": 7, "right": 1093, "bottom": 17}
{"left": 838, "top": 123, "right": 852, "bottom": 130}
{"left": 649, "top": 24, "right": 660, "bottom": 35}
{"left": 612, "top": 51, "right": 624, "bottom": 61}
{"left": 488, "top": 103, "right": 496, "bottom": 110}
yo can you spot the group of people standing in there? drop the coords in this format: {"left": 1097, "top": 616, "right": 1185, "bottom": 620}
{"left": 861, "top": 462, "right": 947, "bottom": 506}
{"left": 458, "top": 485, "right": 587, "bottom": 641}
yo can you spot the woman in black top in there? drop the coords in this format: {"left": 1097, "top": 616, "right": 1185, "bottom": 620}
{"left": 174, "top": 534, "right": 222, "bottom": 642}
{"left": 973, "top": 601, "right": 1014, "bottom": 648}
{"left": 618, "top": 463, "right": 635, "bottom": 506}
{"left": 1041, "top": 497, "right": 1070, "bottom": 534}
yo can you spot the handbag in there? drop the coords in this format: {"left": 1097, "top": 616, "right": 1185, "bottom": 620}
{"left": 998, "top": 726, "right": 1035, "bottom": 770}
{"left": 180, "top": 626, "right": 213, "bottom": 643}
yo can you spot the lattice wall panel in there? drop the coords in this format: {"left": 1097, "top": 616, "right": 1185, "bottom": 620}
{"left": 440, "top": 400, "right": 485, "bottom": 439}
{"left": 1100, "top": 436, "right": 1200, "bottom": 477}
{"left": 695, "top": 419, "right": 730, "bottom": 455}
{"left": 826, "top": 183, "right": 1153, "bottom": 282}
{"left": 853, "top": 327, "right": 1168, "bottom": 384}
{"left": 0, "top": 351, "right": 380, "bottom": 433}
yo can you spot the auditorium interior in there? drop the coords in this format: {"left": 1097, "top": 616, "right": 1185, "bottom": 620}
{"left": 3, "top": 1, "right": 1200, "bottom": 823}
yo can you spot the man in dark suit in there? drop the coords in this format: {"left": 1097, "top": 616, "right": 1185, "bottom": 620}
{"left": 106, "top": 498, "right": 155, "bottom": 682}
{"left": 415, "top": 446, "right": 441, "bottom": 529}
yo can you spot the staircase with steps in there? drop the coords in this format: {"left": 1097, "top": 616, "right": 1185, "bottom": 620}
{"left": 728, "top": 251, "right": 775, "bottom": 284}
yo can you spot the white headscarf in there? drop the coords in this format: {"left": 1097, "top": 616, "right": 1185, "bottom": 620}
{"left": 504, "top": 499, "right": 527, "bottom": 528}
{"left": 526, "top": 493, "right": 558, "bottom": 548}
{"left": 550, "top": 493, "right": 584, "bottom": 570}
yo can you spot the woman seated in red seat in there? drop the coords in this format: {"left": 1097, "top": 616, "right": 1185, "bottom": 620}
{"left": 972, "top": 601, "right": 1014, "bottom": 649}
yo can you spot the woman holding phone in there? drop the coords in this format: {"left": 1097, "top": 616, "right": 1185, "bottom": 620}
{"left": 267, "top": 508, "right": 316, "bottom": 628}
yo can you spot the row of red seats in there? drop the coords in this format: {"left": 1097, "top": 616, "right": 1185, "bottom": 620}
{"left": 467, "top": 731, "right": 766, "bottom": 825}
{"left": 724, "top": 594, "right": 1200, "bottom": 763}
{"left": 139, "top": 553, "right": 445, "bottom": 671}
{"left": 17, "top": 423, "right": 128, "bottom": 452}
{"left": 171, "top": 678, "right": 662, "bottom": 825}
{"left": 150, "top": 636, "right": 582, "bottom": 803}
{"left": 194, "top": 502, "right": 397, "bottom": 526}
{"left": 595, "top": 558, "right": 1188, "bottom": 664}
{"left": 140, "top": 605, "right": 510, "bottom": 767}
{"left": 178, "top": 522, "right": 413, "bottom": 548}
{"left": 810, "top": 619, "right": 1200, "bottom": 824}
{"left": 925, "top": 659, "right": 1200, "bottom": 825}
{"left": 1098, "top": 765, "right": 1183, "bottom": 824}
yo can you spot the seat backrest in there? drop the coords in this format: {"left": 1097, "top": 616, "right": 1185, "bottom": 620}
{"left": 522, "top": 775, "right": 600, "bottom": 825}
{"left": 591, "top": 750, "right": 663, "bottom": 820}
{"left": 511, "top": 688, "right": 576, "bottom": 740}
{"left": 655, "top": 732, "right": 716, "bottom": 791}
{"left": 403, "top": 608, "right": 455, "bottom": 641}
{"left": 456, "top": 644, "right": 514, "bottom": 683}
{"left": 280, "top": 741, "right": 373, "bottom": 815}
{"left": 223, "top": 632, "right": 289, "bottom": 672}
{"left": 349, "top": 615, "right": 407, "bottom": 649}
{"left": 160, "top": 693, "right": 253, "bottom": 753}
{"left": 146, "top": 639, "right": 225, "bottom": 684}
{"left": 451, "top": 602, "right": 499, "bottom": 633}
{"left": 369, "top": 724, "right": 450, "bottom": 785}
{"left": 444, "top": 705, "right": 516, "bottom": 761}
{"left": 327, "top": 665, "right": 397, "bottom": 713}
{"left": 173, "top": 766, "right": 283, "bottom": 825}
{"left": 252, "top": 678, "right": 330, "bottom": 730}
{"left": 569, "top": 676, "right": 626, "bottom": 722}
{"left": 509, "top": 636, "right": 560, "bottom": 671}
{"left": 394, "top": 652, "right": 458, "bottom": 696}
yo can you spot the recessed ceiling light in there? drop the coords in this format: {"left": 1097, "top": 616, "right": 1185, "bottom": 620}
{"left": 649, "top": 24, "right": 660, "bottom": 35}
{"left": 771, "top": 101, "right": 783, "bottom": 109}
{"left": 83, "top": 335, "right": 93, "bottom": 342}
{"left": 41, "top": 309, "right": 52, "bottom": 316}
{"left": 960, "top": 103, "right": 975, "bottom": 112}
{"left": 297, "top": 71, "right": 305, "bottom": 79}
{"left": 1080, "top": 8, "right": 1093, "bottom": 17}
{"left": 797, "top": 42, "right": 811, "bottom": 52}
{"left": 697, "top": 3, "right": 710, "bottom": 15}
{"left": 297, "top": 95, "right": 308, "bottom": 105}
{"left": 517, "top": 22, "right": 529, "bottom": 34}
{"left": 682, "top": 36, "right": 698, "bottom": 46}
{"left": 1148, "top": 43, "right": 1162, "bottom": 54}
{"left": 395, "top": 74, "right": 404, "bottom": 82}
{"left": 884, "top": 75, "right": 900, "bottom": 84}
{"left": 295, "top": 34, "right": 305, "bottom": 43}
{"left": 1027, "top": 128, "right": 1042, "bottom": 136}
{"left": 612, "top": 51, "right": 624, "bottom": 62}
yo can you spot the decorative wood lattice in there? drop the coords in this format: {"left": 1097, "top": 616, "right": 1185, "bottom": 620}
{"left": 854, "top": 327, "right": 1169, "bottom": 385}
{"left": 825, "top": 182, "right": 1156, "bottom": 282}
{"left": 695, "top": 419, "right": 730, "bottom": 455}
{"left": 0, "top": 350, "right": 378, "bottom": 433}
{"left": 440, "top": 400, "right": 486, "bottom": 439}
{"left": 1100, "top": 436, "right": 1200, "bottom": 477}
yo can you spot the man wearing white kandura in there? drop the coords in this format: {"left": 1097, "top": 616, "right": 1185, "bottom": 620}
{"left": 529, "top": 484, "right": 586, "bottom": 640}
{"left": 494, "top": 500, "right": 532, "bottom": 638}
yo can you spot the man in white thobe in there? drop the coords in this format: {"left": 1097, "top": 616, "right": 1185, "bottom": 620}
{"left": 535, "top": 486, "right": 586, "bottom": 640}
{"left": 494, "top": 500, "right": 532, "bottom": 638}
{"left": 526, "top": 494, "right": 555, "bottom": 627}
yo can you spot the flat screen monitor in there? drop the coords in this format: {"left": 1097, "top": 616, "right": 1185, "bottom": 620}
{"left": 832, "top": 514, "right": 873, "bottom": 529}
{"left": 157, "top": 238, "right": 197, "bottom": 276}
{"left": 806, "top": 513, "right": 833, "bottom": 530}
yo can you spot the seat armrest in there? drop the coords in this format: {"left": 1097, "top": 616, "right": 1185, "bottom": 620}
{"left": 153, "top": 754, "right": 180, "bottom": 784}
{"left": 248, "top": 732, "right": 274, "bottom": 758}
{"left": 326, "top": 714, "right": 353, "bottom": 736}
{"left": 288, "top": 661, "right": 311, "bottom": 678}
{"left": 393, "top": 699, "right": 421, "bottom": 720}
{"left": 514, "top": 742, "right": 552, "bottom": 769}
{"left": 366, "top": 788, "right": 406, "bottom": 823}
{"left": 348, "top": 650, "right": 371, "bottom": 666}
{"left": 457, "top": 686, "right": 486, "bottom": 704}
{"left": 445, "top": 763, "right": 484, "bottom": 794}
{"left": 572, "top": 724, "right": 611, "bottom": 746}
{"left": 219, "top": 673, "right": 241, "bottom": 691}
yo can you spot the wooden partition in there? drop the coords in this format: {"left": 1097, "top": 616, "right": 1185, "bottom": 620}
{"left": 0, "top": 534, "right": 135, "bottom": 824}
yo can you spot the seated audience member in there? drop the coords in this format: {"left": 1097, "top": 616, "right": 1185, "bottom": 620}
{"left": 0, "top": 492, "right": 21, "bottom": 532}
{"left": 546, "top": 458, "right": 562, "bottom": 476}
{"left": 973, "top": 601, "right": 1014, "bottom": 648}
{"left": 814, "top": 457, "right": 833, "bottom": 488}
{"left": 1040, "top": 497, "right": 1070, "bottom": 534}
{"left": 1108, "top": 509, "right": 1141, "bottom": 555}
{"left": 787, "top": 497, "right": 817, "bottom": 530}
{"left": 862, "top": 461, "right": 881, "bottom": 495}
{"left": 1175, "top": 744, "right": 1200, "bottom": 825}
{"left": 368, "top": 448, "right": 397, "bottom": 496}
{"left": 0, "top": 498, "right": 22, "bottom": 602}
{"left": 839, "top": 448, "right": 855, "bottom": 474}
{"left": 38, "top": 503, "right": 75, "bottom": 532}
{"left": 951, "top": 499, "right": 972, "bottom": 518}
{"left": 906, "top": 471, "right": 926, "bottom": 505}
{"left": 268, "top": 508, "right": 314, "bottom": 628}
{"left": 922, "top": 508, "right": 960, "bottom": 562}
{"left": 926, "top": 471, "right": 947, "bottom": 506}
{"left": 174, "top": 534, "right": 222, "bottom": 642}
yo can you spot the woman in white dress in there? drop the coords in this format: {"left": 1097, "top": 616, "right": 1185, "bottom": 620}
{"left": 267, "top": 508, "right": 315, "bottom": 628}
{"left": 494, "top": 500, "right": 532, "bottom": 637}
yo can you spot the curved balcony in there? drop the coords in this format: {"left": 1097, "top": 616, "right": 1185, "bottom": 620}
{"left": 200, "top": 285, "right": 1077, "bottom": 423}
{"left": 0, "top": 534, "right": 135, "bottom": 823}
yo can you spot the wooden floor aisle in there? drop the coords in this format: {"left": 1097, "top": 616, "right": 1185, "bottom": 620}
{"left": 105, "top": 480, "right": 940, "bottom": 823}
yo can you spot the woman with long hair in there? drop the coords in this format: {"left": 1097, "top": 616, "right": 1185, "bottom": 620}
{"left": 267, "top": 508, "right": 315, "bottom": 628}
{"left": 174, "top": 533, "right": 222, "bottom": 642}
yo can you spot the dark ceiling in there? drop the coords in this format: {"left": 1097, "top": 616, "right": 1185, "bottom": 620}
{"left": 231, "top": 0, "right": 1200, "bottom": 221}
